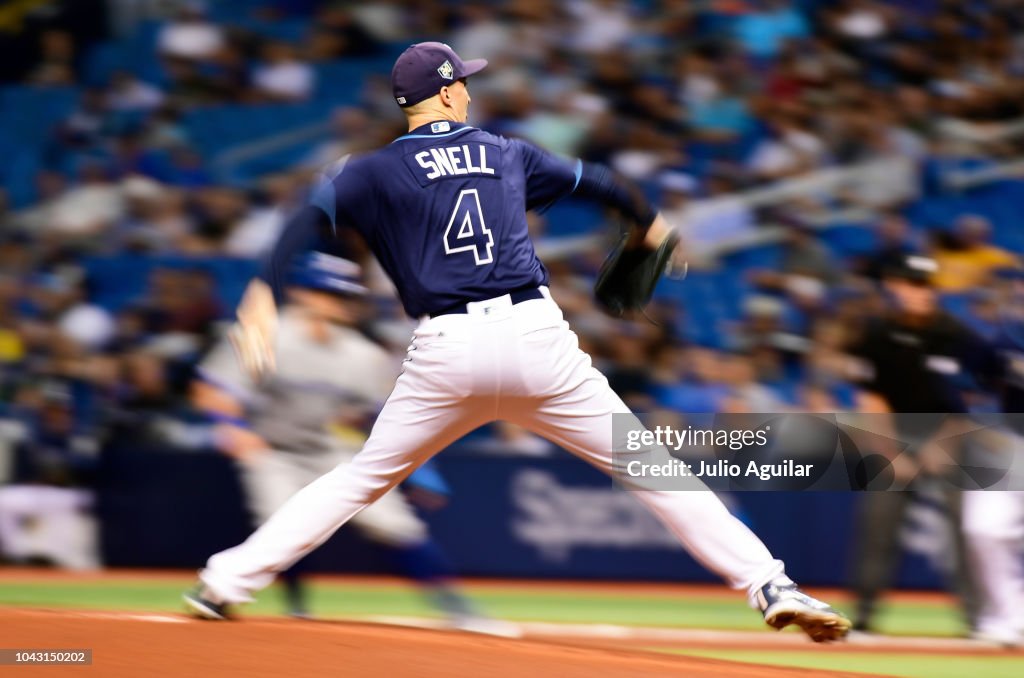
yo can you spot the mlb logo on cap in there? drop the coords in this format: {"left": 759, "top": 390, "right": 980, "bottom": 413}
{"left": 391, "top": 42, "right": 488, "bottom": 108}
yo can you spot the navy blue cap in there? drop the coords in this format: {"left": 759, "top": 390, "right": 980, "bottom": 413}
{"left": 391, "top": 42, "right": 487, "bottom": 108}
{"left": 884, "top": 254, "right": 939, "bottom": 284}
{"left": 289, "top": 252, "right": 368, "bottom": 296}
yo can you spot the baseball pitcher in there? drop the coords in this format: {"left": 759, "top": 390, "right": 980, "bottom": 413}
{"left": 185, "top": 42, "right": 849, "bottom": 642}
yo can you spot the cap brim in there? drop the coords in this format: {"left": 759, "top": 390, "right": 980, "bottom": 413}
{"left": 461, "top": 58, "right": 488, "bottom": 78}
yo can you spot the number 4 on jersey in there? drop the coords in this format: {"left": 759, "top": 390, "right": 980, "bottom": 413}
{"left": 444, "top": 189, "right": 494, "bottom": 265}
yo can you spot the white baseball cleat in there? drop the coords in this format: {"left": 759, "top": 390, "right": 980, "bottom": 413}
{"left": 756, "top": 579, "right": 851, "bottom": 643}
{"left": 970, "top": 629, "right": 1023, "bottom": 648}
{"left": 183, "top": 585, "right": 231, "bottom": 621}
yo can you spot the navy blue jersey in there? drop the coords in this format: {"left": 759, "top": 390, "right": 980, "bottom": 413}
{"left": 312, "top": 121, "right": 581, "bottom": 317}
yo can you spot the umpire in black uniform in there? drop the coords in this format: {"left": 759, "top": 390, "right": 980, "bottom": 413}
{"left": 846, "top": 253, "right": 1002, "bottom": 633}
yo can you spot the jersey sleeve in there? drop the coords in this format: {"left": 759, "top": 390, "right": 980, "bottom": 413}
{"left": 512, "top": 139, "right": 581, "bottom": 211}
{"left": 196, "top": 332, "right": 255, "bottom": 403}
{"left": 514, "top": 139, "right": 659, "bottom": 228}
{"left": 259, "top": 155, "right": 365, "bottom": 301}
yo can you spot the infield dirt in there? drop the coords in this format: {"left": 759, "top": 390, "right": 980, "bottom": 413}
{"left": 0, "top": 608, "right": 881, "bottom": 677}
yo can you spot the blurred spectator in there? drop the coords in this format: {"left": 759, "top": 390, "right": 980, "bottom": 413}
{"left": 57, "top": 88, "right": 110, "bottom": 149}
{"left": 163, "top": 146, "right": 212, "bottom": 189}
{"left": 516, "top": 87, "right": 595, "bottom": 157}
{"left": 136, "top": 267, "right": 222, "bottom": 340}
{"left": 734, "top": 295, "right": 790, "bottom": 380}
{"left": 157, "top": 2, "right": 225, "bottom": 62}
{"left": 858, "top": 212, "right": 921, "bottom": 281}
{"left": 347, "top": 1, "right": 413, "bottom": 43}
{"left": 54, "top": 276, "right": 116, "bottom": 354}
{"left": 655, "top": 346, "right": 732, "bottom": 414}
{"left": 677, "top": 50, "right": 721, "bottom": 110}
{"left": 0, "top": 387, "right": 100, "bottom": 569}
{"left": 666, "top": 170, "right": 757, "bottom": 265}
{"left": 140, "top": 106, "right": 191, "bottom": 150}
{"left": 745, "top": 109, "right": 827, "bottom": 182}
{"left": 113, "top": 176, "right": 191, "bottom": 253}
{"left": 568, "top": 0, "right": 634, "bottom": 55}
{"left": 605, "top": 321, "right": 657, "bottom": 410}
{"left": 777, "top": 221, "right": 837, "bottom": 284}
{"left": 251, "top": 41, "right": 315, "bottom": 102}
{"left": 688, "top": 78, "right": 754, "bottom": 141}
{"left": 751, "top": 219, "right": 838, "bottom": 314}
{"left": 308, "top": 3, "right": 382, "bottom": 60}
{"left": 26, "top": 30, "right": 77, "bottom": 86}
{"left": 303, "top": 107, "right": 373, "bottom": 170}
{"left": 107, "top": 347, "right": 183, "bottom": 437}
{"left": 0, "top": 275, "right": 25, "bottom": 368}
{"left": 106, "top": 71, "right": 165, "bottom": 113}
{"left": 931, "top": 215, "right": 1018, "bottom": 292}
{"left": 803, "top": 317, "right": 855, "bottom": 394}
{"left": 450, "top": 3, "right": 516, "bottom": 63}
{"left": 732, "top": 0, "right": 810, "bottom": 61}
{"left": 223, "top": 175, "right": 298, "bottom": 258}
{"left": 43, "top": 161, "right": 122, "bottom": 239}
{"left": 826, "top": 0, "right": 892, "bottom": 48}
{"left": 721, "top": 352, "right": 786, "bottom": 413}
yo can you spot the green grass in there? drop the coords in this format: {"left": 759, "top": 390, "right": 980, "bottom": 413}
{"left": 0, "top": 580, "right": 435, "bottom": 618}
{"left": 0, "top": 578, "right": 966, "bottom": 635}
{"left": 833, "top": 600, "right": 965, "bottom": 637}
{"left": 665, "top": 649, "right": 1024, "bottom": 678}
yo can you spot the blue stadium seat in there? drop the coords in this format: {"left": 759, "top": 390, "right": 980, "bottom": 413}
{"left": 0, "top": 86, "right": 79, "bottom": 145}
{"left": 820, "top": 224, "right": 878, "bottom": 259}
{"left": 939, "top": 293, "right": 972, "bottom": 321}
{"left": 83, "top": 256, "right": 259, "bottom": 312}
{"left": 720, "top": 243, "right": 783, "bottom": 272}
{"left": 313, "top": 57, "right": 394, "bottom": 103}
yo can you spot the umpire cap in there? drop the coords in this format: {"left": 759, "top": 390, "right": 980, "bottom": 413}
{"left": 289, "top": 252, "right": 368, "bottom": 296}
{"left": 883, "top": 254, "right": 939, "bottom": 284}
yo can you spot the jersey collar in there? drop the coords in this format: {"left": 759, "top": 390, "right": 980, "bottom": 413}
{"left": 392, "top": 121, "right": 475, "bottom": 142}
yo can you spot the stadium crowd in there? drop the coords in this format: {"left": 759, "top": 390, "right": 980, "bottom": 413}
{"left": 0, "top": 2, "right": 1023, "bottom": 633}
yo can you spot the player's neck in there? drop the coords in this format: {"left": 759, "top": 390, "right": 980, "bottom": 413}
{"left": 405, "top": 111, "right": 463, "bottom": 132}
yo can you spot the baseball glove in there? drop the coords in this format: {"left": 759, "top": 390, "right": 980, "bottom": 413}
{"left": 594, "top": 231, "right": 682, "bottom": 318}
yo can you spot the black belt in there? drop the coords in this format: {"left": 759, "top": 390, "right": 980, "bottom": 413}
{"left": 429, "top": 287, "right": 544, "bottom": 318}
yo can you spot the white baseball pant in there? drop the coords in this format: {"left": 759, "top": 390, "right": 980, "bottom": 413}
{"left": 964, "top": 489, "right": 1024, "bottom": 638}
{"left": 201, "top": 290, "right": 784, "bottom": 603}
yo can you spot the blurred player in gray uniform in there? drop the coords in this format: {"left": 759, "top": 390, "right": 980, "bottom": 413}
{"left": 193, "top": 251, "right": 509, "bottom": 632}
